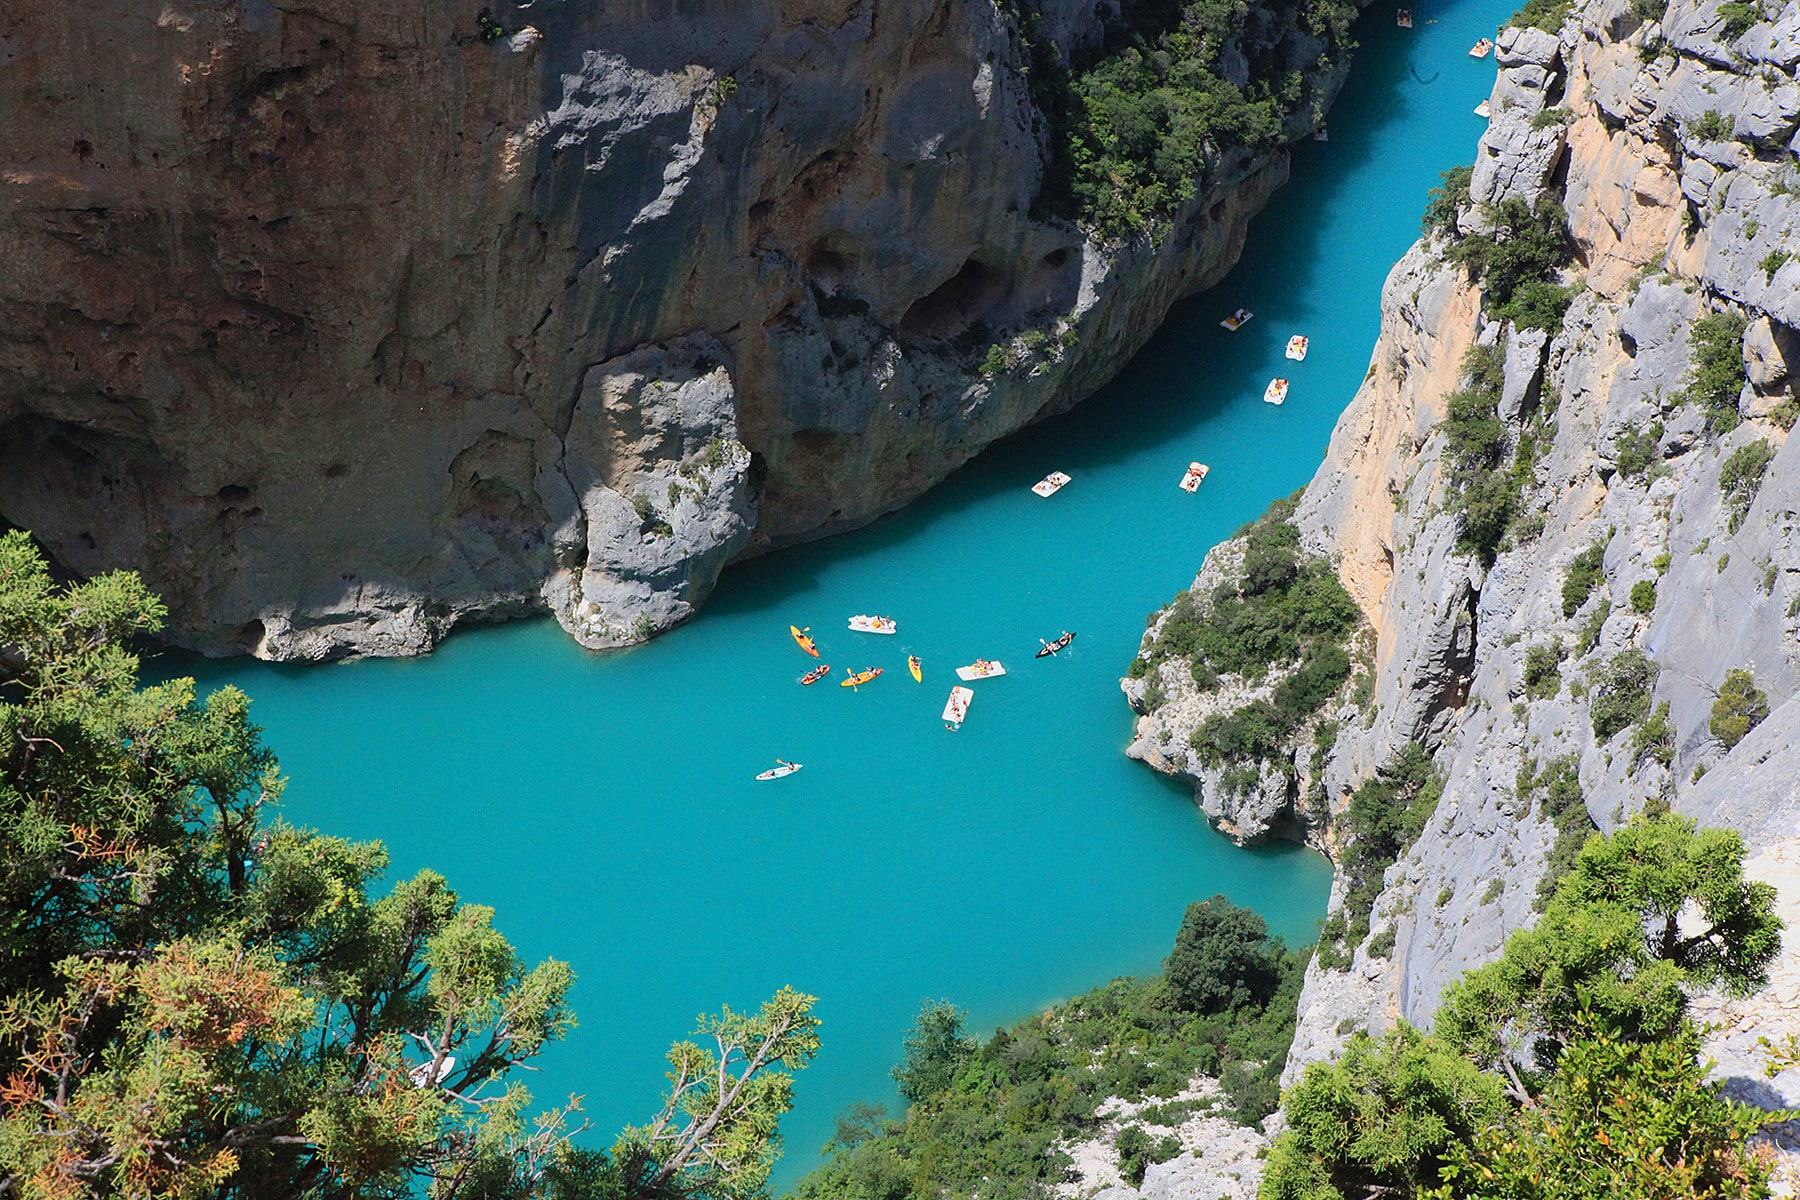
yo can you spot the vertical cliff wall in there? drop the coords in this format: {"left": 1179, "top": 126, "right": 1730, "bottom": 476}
{"left": 1123, "top": 0, "right": 1800, "bottom": 1109}
{"left": 0, "top": 0, "right": 1357, "bottom": 659}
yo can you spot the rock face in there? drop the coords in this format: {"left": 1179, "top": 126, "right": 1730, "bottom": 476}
{"left": 1123, "top": 0, "right": 1800, "bottom": 1107}
{"left": 0, "top": 0, "right": 1355, "bottom": 658}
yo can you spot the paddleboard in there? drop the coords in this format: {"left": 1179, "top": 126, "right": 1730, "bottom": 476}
{"left": 755, "top": 762, "right": 802, "bottom": 781}
{"left": 942, "top": 686, "right": 973, "bottom": 729}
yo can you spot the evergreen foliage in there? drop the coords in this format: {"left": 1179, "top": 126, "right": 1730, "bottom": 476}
{"left": 1719, "top": 439, "right": 1774, "bottom": 533}
{"left": 1449, "top": 198, "right": 1574, "bottom": 330}
{"left": 1682, "top": 312, "right": 1749, "bottom": 432}
{"left": 1522, "top": 642, "right": 1563, "bottom": 699}
{"left": 1422, "top": 166, "right": 1474, "bottom": 238}
{"left": 1561, "top": 540, "right": 1608, "bottom": 616}
{"left": 1315, "top": 745, "right": 1442, "bottom": 969}
{"left": 1437, "top": 345, "right": 1538, "bottom": 564}
{"left": 1589, "top": 647, "right": 1657, "bottom": 741}
{"left": 1710, "top": 668, "right": 1769, "bottom": 750}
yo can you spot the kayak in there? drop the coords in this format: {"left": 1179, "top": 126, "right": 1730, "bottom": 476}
{"left": 848, "top": 614, "right": 897, "bottom": 634}
{"left": 800, "top": 664, "right": 832, "bottom": 685}
{"left": 908, "top": 655, "right": 923, "bottom": 682}
{"left": 755, "top": 761, "right": 803, "bottom": 781}
{"left": 1035, "top": 631, "right": 1075, "bottom": 658}
{"left": 840, "top": 667, "right": 883, "bottom": 689}
{"left": 1285, "top": 335, "right": 1309, "bottom": 361}
{"left": 955, "top": 659, "right": 1006, "bottom": 681}
{"left": 790, "top": 625, "right": 819, "bottom": 657}
{"left": 942, "top": 686, "right": 973, "bottom": 730}
{"left": 1031, "top": 471, "right": 1072, "bottom": 498}
{"left": 1263, "top": 378, "right": 1289, "bottom": 406}
{"left": 1220, "top": 307, "right": 1253, "bottom": 331}
{"left": 1179, "top": 462, "right": 1209, "bottom": 492}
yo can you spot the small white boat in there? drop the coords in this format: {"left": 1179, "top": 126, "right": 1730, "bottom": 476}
{"left": 410, "top": 1055, "right": 458, "bottom": 1088}
{"left": 1179, "top": 462, "right": 1210, "bottom": 492}
{"left": 1219, "top": 308, "right": 1254, "bottom": 331}
{"left": 1468, "top": 37, "right": 1493, "bottom": 57}
{"left": 755, "top": 760, "right": 803, "bottom": 781}
{"left": 1031, "top": 471, "right": 1072, "bottom": 497}
{"left": 1313, "top": 126, "right": 1329, "bottom": 142}
{"left": 1285, "top": 335, "right": 1309, "bottom": 361}
{"left": 848, "top": 614, "right": 897, "bottom": 634}
{"left": 1474, "top": 100, "right": 1492, "bottom": 118}
{"left": 1263, "top": 378, "right": 1289, "bottom": 406}
{"left": 1396, "top": 7, "right": 1413, "bottom": 26}
{"left": 955, "top": 659, "right": 1007, "bottom": 681}
{"left": 942, "top": 686, "right": 974, "bottom": 730}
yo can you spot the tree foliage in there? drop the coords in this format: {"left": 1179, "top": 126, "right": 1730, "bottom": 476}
{"left": 1164, "top": 895, "right": 1284, "bottom": 1016}
{"left": 1709, "top": 668, "right": 1769, "bottom": 751}
{"left": 0, "top": 531, "right": 814, "bottom": 1200}
{"left": 1450, "top": 198, "right": 1574, "bottom": 330}
{"left": 1315, "top": 744, "right": 1442, "bottom": 969}
{"left": 1682, "top": 312, "right": 1749, "bottom": 433}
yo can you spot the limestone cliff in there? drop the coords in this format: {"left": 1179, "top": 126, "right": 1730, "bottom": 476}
{"left": 0, "top": 0, "right": 1355, "bottom": 658}
{"left": 1123, "top": 0, "right": 1800, "bottom": 1122}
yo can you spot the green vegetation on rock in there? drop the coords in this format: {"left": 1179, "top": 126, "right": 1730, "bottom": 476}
{"left": 1629, "top": 577, "right": 1657, "bottom": 613}
{"left": 1422, "top": 165, "right": 1475, "bottom": 238}
{"left": 1514, "top": 754, "right": 1594, "bottom": 911}
{"left": 1589, "top": 647, "right": 1658, "bottom": 741}
{"left": 1682, "top": 311, "right": 1749, "bottom": 432}
{"left": 790, "top": 897, "right": 1307, "bottom": 1200}
{"left": 1316, "top": 745, "right": 1442, "bottom": 969}
{"left": 1438, "top": 345, "right": 1543, "bottom": 564}
{"left": 1523, "top": 642, "right": 1564, "bottom": 699}
{"left": 1710, "top": 667, "right": 1769, "bottom": 750}
{"left": 1719, "top": 438, "right": 1774, "bottom": 533}
{"left": 1271, "top": 813, "right": 1785, "bottom": 1200}
{"left": 1507, "top": 0, "right": 1573, "bottom": 32}
{"left": 1449, "top": 198, "right": 1575, "bottom": 330}
{"left": 1560, "top": 539, "right": 1608, "bottom": 616}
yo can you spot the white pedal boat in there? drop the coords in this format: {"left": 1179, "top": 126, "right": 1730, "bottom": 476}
{"left": 1263, "top": 378, "right": 1289, "bottom": 406}
{"left": 1179, "top": 462, "right": 1210, "bottom": 492}
{"left": 942, "top": 686, "right": 974, "bottom": 730}
{"left": 1031, "top": 471, "right": 1072, "bottom": 497}
{"left": 1285, "top": 335, "right": 1309, "bottom": 361}
{"left": 955, "top": 659, "right": 1006, "bottom": 681}
{"left": 1219, "top": 308, "right": 1254, "bottom": 331}
{"left": 848, "top": 614, "right": 897, "bottom": 634}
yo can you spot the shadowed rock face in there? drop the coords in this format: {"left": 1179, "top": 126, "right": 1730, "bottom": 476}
{"left": 0, "top": 0, "right": 1354, "bottom": 658}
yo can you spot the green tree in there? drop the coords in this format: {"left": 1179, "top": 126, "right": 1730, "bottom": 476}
{"left": 1589, "top": 648, "right": 1657, "bottom": 741}
{"left": 891, "top": 1000, "right": 976, "bottom": 1105}
{"left": 1682, "top": 312, "right": 1749, "bottom": 432}
{"left": 1164, "top": 895, "right": 1283, "bottom": 1015}
{"left": 0, "top": 531, "right": 815, "bottom": 1200}
{"left": 1710, "top": 668, "right": 1769, "bottom": 750}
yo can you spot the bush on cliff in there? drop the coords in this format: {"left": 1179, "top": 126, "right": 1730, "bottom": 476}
{"left": 1589, "top": 646, "right": 1657, "bottom": 740}
{"left": 790, "top": 897, "right": 1309, "bottom": 1200}
{"left": 1682, "top": 310, "right": 1749, "bottom": 432}
{"left": 1438, "top": 344, "right": 1543, "bottom": 564}
{"left": 1315, "top": 743, "right": 1442, "bottom": 969}
{"left": 1422, "top": 164, "right": 1475, "bottom": 238}
{"left": 1710, "top": 667, "right": 1769, "bottom": 750}
{"left": 1450, "top": 197, "right": 1574, "bottom": 330}
{"left": 1270, "top": 813, "right": 1784, "bottom": 1200}
{"left": 1719, "top": 438, "right": 1774, "bottom": 532}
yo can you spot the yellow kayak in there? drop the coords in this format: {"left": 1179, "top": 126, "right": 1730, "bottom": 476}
{"left": 908, "top": 655, "right": 922, "bottom": 683}
{"left": 790, "top": 625, "right": 819, "bottom": 657}
{"left": 840, "top": 667, "right": 883, "bottom": 689}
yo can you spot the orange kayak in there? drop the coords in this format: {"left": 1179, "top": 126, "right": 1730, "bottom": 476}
{"left": 840, "top": 667, "right": 883, "bottom": 689}
{"left": 800, "top": 664, "right": 831, "bottom": 685}
{"left": 908, "top": 655, "right": 922, "bottom": 682}
{"left": 790, "top": 625, "right": 819, "bottom": 657}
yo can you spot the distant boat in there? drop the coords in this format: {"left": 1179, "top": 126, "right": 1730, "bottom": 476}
{"left": 1220, "top": 307, "right": 1254, "bottom": 331}
{"left": 1313, "top": 126, "right": 1329, "bottom": 142}
{"left": 790, "top": 625, "right": 819, "bottom": 657}
{"left": 1036, "top": 631, "right": 1076, "bottom": 658}
{"left": 410, "top": 1055, "right": 458, "bottom": 1088}
{"left": 1469, "top": 37, "right": 1493, "bottom": 56}
{"left": 1179, "top": 461, "right": 1210, "bottom": 492}
{"left": 840, "top": 667, "right": 883, "bottom": 689}
{"left": 1263, "top": 378, "right": 1289, "bottom": 406}
{"left": 1032, "top": 471, "right": 1072, "bottom": 497}
{"left": 848, "top": 614, "right": 897, "bottom": 634}
{"left": 755, "top": 760, "right": 803, "bottom": 781}
{"left": 1285, "top": 334, "right": 1309, "bottom": 361}
{"left": 800, "top": 664, "right": 831, "bottom": 685}
{"left": 942, "top": 686, "right": 974, "bottom": 730}
{"left": 908, "top": 654, "right": 923, "bottom": 682}
{"left": 1396, "top": 7, "right": 1413, "bottom": 26}
{"left": 1474, "top": 99, "right": 1492, "bottom": 118}
{"left": 955, "top": 659, "right": 1007, "bottom": 681}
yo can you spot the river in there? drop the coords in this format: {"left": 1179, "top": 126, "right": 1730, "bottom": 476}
{"left": 167, "top": 0, "right": 1505, "bottom": 1183}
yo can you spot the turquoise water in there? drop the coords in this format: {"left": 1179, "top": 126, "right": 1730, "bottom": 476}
{"left": 165, "top": 1, "right": 1504, "bottom": 1184}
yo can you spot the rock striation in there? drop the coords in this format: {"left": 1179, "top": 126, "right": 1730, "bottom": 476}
{"left": 1123, "top": 0, "right": 1800, "bottom": 1124}
{"left": 0, "top": 0, "right": 1357, "bottom": 659}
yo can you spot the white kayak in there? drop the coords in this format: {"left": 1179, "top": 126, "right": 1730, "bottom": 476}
{"left": 848, "top": 614, "right": 897, "bottom": 634}
{"left": 755, "top": 761, "right": 803, "bottom": 781}
{"left": 1285, "top": 335, "right": 1309, "bottom": 361}
{"left": 1031, "top": 471, "right": 1072, "bottom": 497}
{"left": 942, "top": 686, "right": 974, "bottom": 729}
{"left": 955, "top": 660, "right": 1006, "bottom": 681}
{"left": 1263, "top": 378, "right": 1289, "bottom": 406}
{"left": 1179, "top": 462, "right": 1210, "bottom": 492}
{"left": 1219, "top": 307, "right": 1254, "bottom": 331}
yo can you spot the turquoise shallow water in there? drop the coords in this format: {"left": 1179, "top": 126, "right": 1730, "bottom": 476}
{"left": 166, "top": 0, "right": 1506, "bottom": 1184}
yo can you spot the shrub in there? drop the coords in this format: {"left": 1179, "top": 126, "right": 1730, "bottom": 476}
{"left": 1561, "top": 540, "right": 1608, "bottom": 616}
{"left": 1116, "top": 1126, "right": 1182, "bottom": 1186}
{"left": 1689, "top": 110, "right": 1735, "bottom": 142}
{"left": 1613, "top": 423, "right": 1663, "bottom": 476}
{"left": 1682, "top": 311, "right": 1749, "bottom": 432}
{"left": 1630, "top": 578, "right": 1657, "bottom": 613}
{"left": 892, "top": 1000, "right": 976, "bottom": 1104}
{"left": 1509, "top": 0, "right": 1573, "bottom": 31}
{"left": 1631, "top": 699, "right": 1675, "bottom": 767}
{"left": 1450, "top": 198, "right": 1573, "bottom": 325}
{"left": 1710, "top": 668, "right": 1769, "bottom": 750}
{"left": 1524, "top": 642, "right": 1564, "bottom": 699}
{"left": 1590, "top": 647, "right": 1658, "bottom": 741}
{"left": 1530, "top": 106, "right": 1572, "bottom": 130}
{"left": 1516, "top": 755, "right": 1594, "bottom": 909}
{"left": 1762, "top": 249, "right": 1792, "bottom": 281}
{"left": 1165, "top": 896, "right": 1284, "bottom": 1016}
{"left": 1719, "top": 439, "right": 1774, "bottom": 533}
{"left": 1422, "top": 165, "right": 1475, "bottom": 238}
{"left": 1718, "top": 0, "right": 1765, "bottom": 38}
{"left": 1439, "top": 346, "right": 1527, "bottom": 564}
{"left": 1628, "top": 0, "right": 1667, "bottom": 19}
{"left": 1502, "top": 279, "right": 1575, "bottom": 331}
{"left": 1316, "top": 745, "right": 1442, "bottom": 969}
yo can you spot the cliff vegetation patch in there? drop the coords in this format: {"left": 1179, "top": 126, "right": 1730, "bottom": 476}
{"left": 1315, "top": 743, "right": 1443, "bottom": 969}
{"left": 1682, "top": 310, "right": 1750, "bottom": 433}
{"left": 1438, "top": 345, "right": 1549, "bottom": 564}
{"left": 1710, "top": 667, "right": 1769, "bottom": 750}
{"left": 1448, "top": 197, "right": 1575, "bottom": 331}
